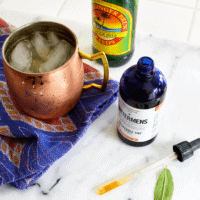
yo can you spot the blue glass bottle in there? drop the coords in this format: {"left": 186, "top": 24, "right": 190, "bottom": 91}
{"left": 117, "top": 57, "right": 167, "bottom": 147}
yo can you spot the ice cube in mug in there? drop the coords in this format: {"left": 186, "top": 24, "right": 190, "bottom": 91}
{"left": 10, "top": 41, "right": 32, "bottom": 72}
{"left": 47, "top": 31, "right": 60, "bottom": 47}
{"left": 31, "top": 31, "right": 51, "bottom": 61}
{"left": 39, "top": 40, "right": 74, "bottom": 73}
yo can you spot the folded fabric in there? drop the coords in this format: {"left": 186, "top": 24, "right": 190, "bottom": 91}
{"left": 0, "top": 19, "right": 119, "bottom": 189}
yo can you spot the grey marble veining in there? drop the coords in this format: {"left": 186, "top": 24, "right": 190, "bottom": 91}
{"left": 0, "top": 17, "right": 200, "bottom": 200}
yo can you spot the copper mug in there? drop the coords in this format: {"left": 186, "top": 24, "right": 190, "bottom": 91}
{"left": 2, "top": 21, "right": 109, "bottom": 119}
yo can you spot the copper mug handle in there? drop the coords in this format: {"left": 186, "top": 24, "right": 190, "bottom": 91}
{"left": 79, "top": 49, "right": 109, "bottom": 91}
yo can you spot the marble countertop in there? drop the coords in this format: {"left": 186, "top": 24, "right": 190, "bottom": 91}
{"left": 1, "top": 16, "right": 200, "bottom": 200}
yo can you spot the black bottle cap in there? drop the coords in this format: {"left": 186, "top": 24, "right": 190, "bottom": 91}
{"left": 173, "top": 138, "right": 200, "bottom": 162}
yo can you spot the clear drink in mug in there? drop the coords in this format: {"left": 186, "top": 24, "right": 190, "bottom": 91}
{"left": 8, "top": 31, "right": 75, "bottom": 73}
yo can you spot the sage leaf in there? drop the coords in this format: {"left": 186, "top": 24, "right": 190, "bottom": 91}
{"left": 154, "top": 168, "right": 174, "bottom": 200}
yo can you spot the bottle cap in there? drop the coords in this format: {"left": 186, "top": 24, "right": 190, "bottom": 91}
{"left": 173, "top": 138, "right": 200, "bottom": 162}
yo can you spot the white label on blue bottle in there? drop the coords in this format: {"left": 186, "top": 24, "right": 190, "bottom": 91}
{"left": 117, "top": 94, "right": 164, "bottom": 142}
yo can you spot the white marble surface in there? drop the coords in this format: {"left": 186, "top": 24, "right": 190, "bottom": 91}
{"left": 1, "top": 16, "right": 200, "bottom": 200}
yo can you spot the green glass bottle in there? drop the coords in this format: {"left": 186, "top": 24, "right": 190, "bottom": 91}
{"left": 92, "top": 0, "right": 138, "bottom": 67}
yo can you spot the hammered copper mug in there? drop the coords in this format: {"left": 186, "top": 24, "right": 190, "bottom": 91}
{"left": 2, "top": 21, "right": 109, "bottom": 119}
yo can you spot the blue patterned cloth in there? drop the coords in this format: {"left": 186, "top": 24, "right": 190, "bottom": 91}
{"left": 0, "top": 34, "right": 119, "bottom": 189}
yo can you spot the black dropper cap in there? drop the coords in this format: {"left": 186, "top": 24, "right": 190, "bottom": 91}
{"left": 173, "top": 138, "right": 200, "bottom": 162}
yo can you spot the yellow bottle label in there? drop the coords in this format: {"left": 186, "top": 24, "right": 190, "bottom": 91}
{"left": 92, "top": 0, "right": 133, "bottom": 55}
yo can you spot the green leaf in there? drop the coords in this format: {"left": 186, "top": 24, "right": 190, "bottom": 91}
{"left": 154, "top": 168, "right": 174, "bottom": 200}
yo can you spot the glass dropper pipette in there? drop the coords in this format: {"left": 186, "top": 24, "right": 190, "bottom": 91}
{"left": 97, "top": 138, "right": 200, "bottom": 195}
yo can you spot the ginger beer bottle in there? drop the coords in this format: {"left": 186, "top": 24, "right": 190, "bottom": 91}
{"left": 92, "top": 0, "right": 138, "bottom": 67}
